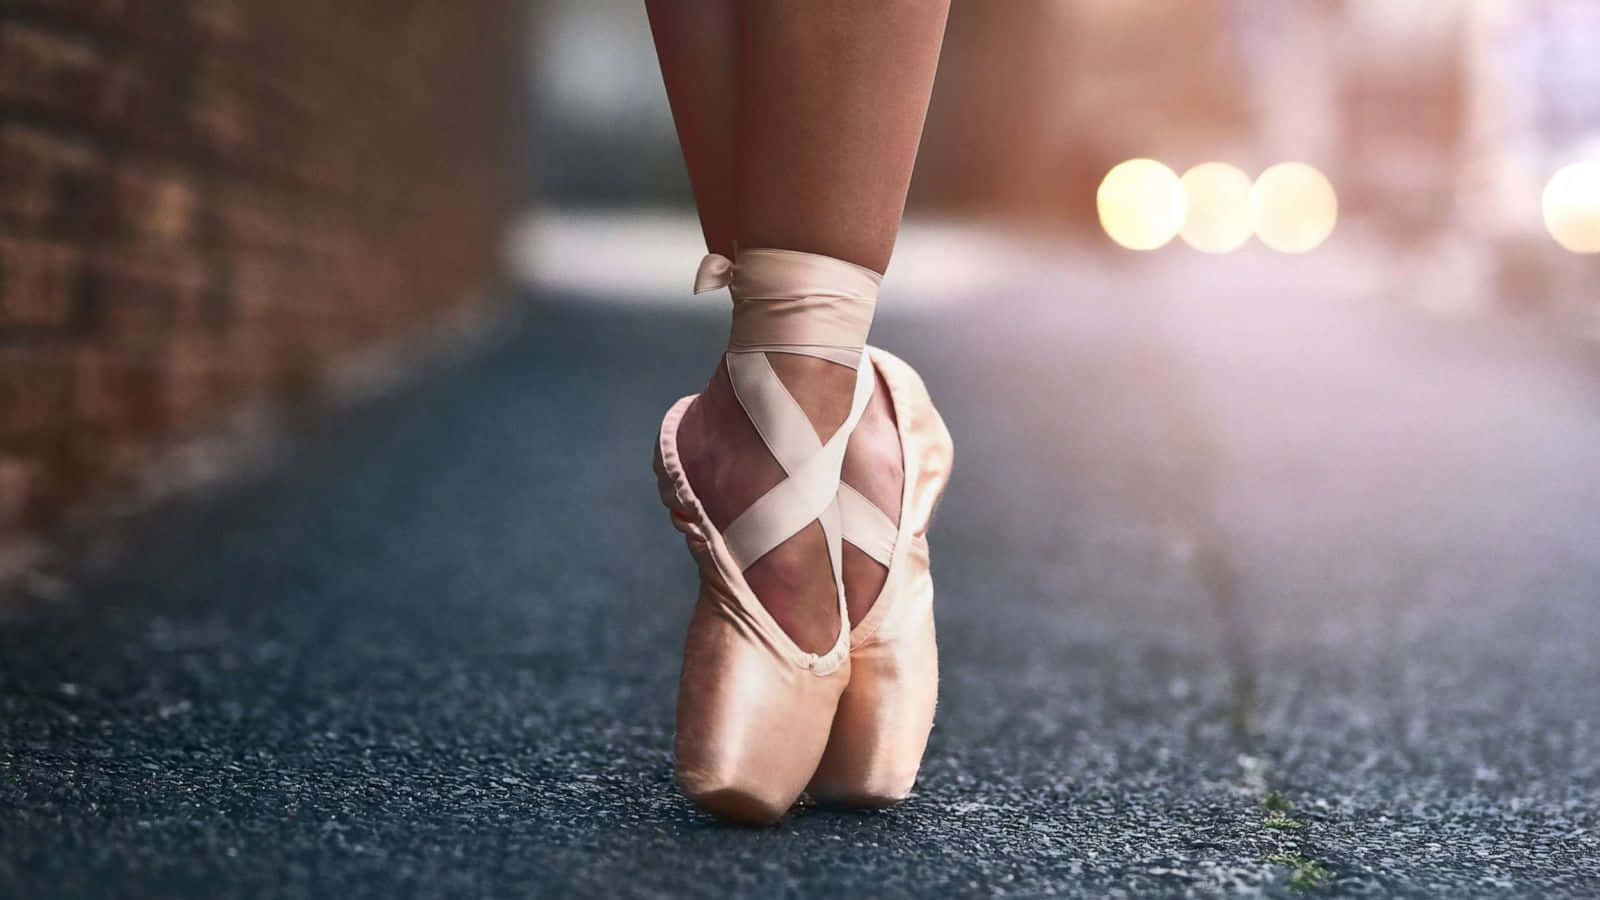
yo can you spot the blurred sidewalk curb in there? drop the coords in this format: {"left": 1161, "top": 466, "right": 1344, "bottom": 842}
{"left": 507, "top": 209, "right": 1054, "bottom": 309}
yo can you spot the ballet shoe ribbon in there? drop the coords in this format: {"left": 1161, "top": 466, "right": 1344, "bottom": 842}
{"left": 693, "top": 253, "right": 735, "bottom": 294}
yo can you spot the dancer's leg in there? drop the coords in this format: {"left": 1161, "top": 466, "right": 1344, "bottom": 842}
{"left": 651, "top": 1, "right": 948, "bottom": 646}
{"left": 738, "top": 0, "right": 948, "bottom": 625}
{"left": 736, "top": 0, "right": 949, "bottom": 275}
{"left": 645, "top": 0, "right": 739, "bottom": 258}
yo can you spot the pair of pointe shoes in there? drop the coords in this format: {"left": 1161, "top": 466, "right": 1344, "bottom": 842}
{"left": 654, "top": 248, "right": 953, "bottom": 825}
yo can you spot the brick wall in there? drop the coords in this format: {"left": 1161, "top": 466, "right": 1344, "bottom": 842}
{"left": 0, "top": 0, "right": 521, "bottom": 541}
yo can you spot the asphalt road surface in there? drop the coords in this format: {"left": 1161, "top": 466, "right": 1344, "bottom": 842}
{"left": 4, "top": 251, "right": 1599, "bottom": 897}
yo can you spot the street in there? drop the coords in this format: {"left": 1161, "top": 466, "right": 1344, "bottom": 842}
{"left": 3, "top": 242, "right": 1599, "bottom": 897}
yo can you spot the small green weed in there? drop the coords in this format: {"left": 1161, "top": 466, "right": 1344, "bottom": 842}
{"left": 1264, "top": 851, "right": 1331, "bottom": 892}
{"left": 1259, "top": 792, "right": 1328, "bottom": 891}
{"left": 1264, "top": 811, "right": 1305, "bottom": 830}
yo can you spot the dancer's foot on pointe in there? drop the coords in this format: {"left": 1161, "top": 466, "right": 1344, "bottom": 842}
{"left": 678, "top": 354, "right": 859, "bottom": 653}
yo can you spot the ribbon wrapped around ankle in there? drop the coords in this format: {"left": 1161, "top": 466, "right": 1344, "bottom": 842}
{"left": 694, "top": 249, "right": 881, "bottom": 367}
{"left": 687, "top": 247, "right": 883, "bottom": 598}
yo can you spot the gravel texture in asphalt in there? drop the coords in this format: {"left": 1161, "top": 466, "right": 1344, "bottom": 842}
{"left": 3, "top": 261, "right": 1599, "bottom": 897}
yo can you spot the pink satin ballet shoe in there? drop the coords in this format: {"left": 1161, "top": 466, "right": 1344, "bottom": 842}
{"left": 653, "top": 248, "right": 883, "bottom": 824}
{"left": 808, "top": 346, "right": 953, "bottom": 806}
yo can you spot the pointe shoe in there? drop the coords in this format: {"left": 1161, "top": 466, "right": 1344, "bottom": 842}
{"left": 654, "top": 248, "right": 883, "bottom": 825}
{"left": 808, "top": 346, "right": 953, "bottom": 807}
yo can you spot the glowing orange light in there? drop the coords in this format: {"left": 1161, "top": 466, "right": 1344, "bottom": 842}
{"left": 1251, "top": 163, "right": 1338, "bottom": 253}
{"left": 1097, "top": 159, "right": 1186, "bottom": 251}
{"left": 1543, "top": 162, "right": 1600, "bottom": 254}
{"left": 1179, "top": 163, "right": 1254, "bottom": 254}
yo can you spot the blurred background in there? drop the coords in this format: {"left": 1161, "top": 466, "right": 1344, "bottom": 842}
{"left": 526, "top": 0, "right": 1599, "bottom": 318}
{"left": 3, "top": 0, "right": 1598, "bottom": 559}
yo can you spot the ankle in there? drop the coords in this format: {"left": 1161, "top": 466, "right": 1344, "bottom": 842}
{"left": 694, "top": 363, "right": 742, "bottom": 428}
{"left": 766, "top": 354, "right": 858, "bottom": 439}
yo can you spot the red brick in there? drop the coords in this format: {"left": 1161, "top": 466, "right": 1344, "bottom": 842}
{"left": 0, "top": 0, "right": 519, "bottom": 536}
{"left": 0, "top": 346, "right": 72, "bottom": 438}
{"left": 161, "top": 336, "right": 225, "bottom": 425}
{"left": 191, "top": 0, "right": 245, "bottom": 42}
{"left": 0, "top": 125, "right": 103, "bottom": 227}
{"left": 90, "top": 247, "right": 209, "bottom": 340}
{"left": 72, "top": 347, "right": 161, "bottom": 431}
{"left": 0, "top": 455, "right": 33, "bottom": 528}
{"left": 0, "top": 237, "right": 82, "bottom": 327}
{"left": 216, "top": 185, "right": 301, "bottom": 250}
{"left": 0, "top": 24, "right": 101, "bottom": 111}
{"left": 110, "top": 163, "right": 196, "bottom": 242}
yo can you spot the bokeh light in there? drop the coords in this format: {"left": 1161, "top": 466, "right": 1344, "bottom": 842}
{"left": 1179, "top": 162, "right": 1255, "bottom": 253}
{"left": 1542, "top": 162, "right": 1600, "bottom": 254}
{"left": 1251, "top": 162, "right": 1338, "bottom": 253}
{"left": 1097, "top": 159, "right": 1186, "bottom": 251}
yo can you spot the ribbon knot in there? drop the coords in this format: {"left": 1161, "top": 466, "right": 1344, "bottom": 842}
{"left": 692, "top": 253, "right": 734, "bottom": 294}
